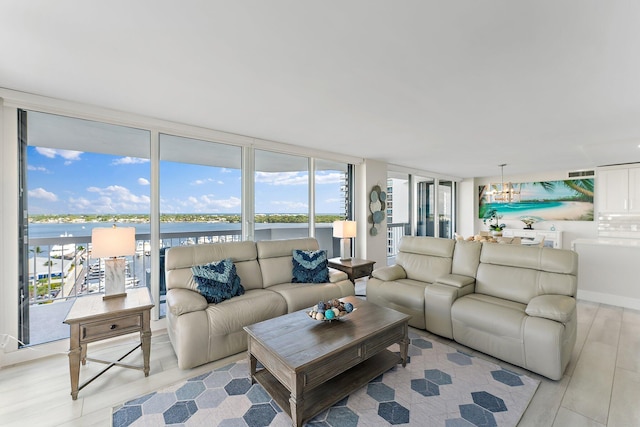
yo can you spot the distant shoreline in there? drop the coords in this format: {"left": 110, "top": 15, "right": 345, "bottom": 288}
{"left": 29, "top": 213, "right": 343, "bottom": 224}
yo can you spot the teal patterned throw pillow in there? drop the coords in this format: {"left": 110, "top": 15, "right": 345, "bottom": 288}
{"left": 191, "top": 258, "right": 244, "bottom": 304}
{"left": 292, "top": 249, "right": 329, "bottom": 283}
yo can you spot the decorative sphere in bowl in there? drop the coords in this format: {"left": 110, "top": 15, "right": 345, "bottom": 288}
{"left": 307, "top": 299, "right": 356, "bottom": 322}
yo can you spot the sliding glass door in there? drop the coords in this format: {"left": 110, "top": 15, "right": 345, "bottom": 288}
{"left": 19, "top": 110, "right": 150, "bottom": 345}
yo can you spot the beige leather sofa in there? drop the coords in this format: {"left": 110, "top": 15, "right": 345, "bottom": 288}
{"left": 367, "top": 236, "right": 578, "bottom": 380}
{"left": 165, "top": 237, "right": 354, "bottom": 369}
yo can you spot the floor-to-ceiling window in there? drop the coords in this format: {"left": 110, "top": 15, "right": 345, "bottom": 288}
{"left": 416, "top": 176, "right": 435, "bottom": 237}
{"left": 314, "top": 159, "right": 350, "bottom": 258}
{"left": 159, "top": 134, "right": 242, "bottom": 315}
{"left": 11, "top": 104, "right": 356, "bottom": 349}
{"left": 20, "top": 111, "right": 150, "bottom": 345}
{"left": 386, "top": 172, "right": 410, "bottom": 263}
{"left": 438, "top": 180, "right": 454, "bottom": 239}
{"left": 254, "top": 150, "right": 310, "bottom": 240}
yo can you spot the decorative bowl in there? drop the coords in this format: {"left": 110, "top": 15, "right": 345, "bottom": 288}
{"left": 308, "top": 299, "right": 356, "bottom": 321}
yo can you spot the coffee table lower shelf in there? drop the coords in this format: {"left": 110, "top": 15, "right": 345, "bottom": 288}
{"left": 253, "top": 349, "right": 400, "bottom": 425}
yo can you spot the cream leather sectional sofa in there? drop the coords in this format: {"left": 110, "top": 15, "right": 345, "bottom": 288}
{"left": 165, "top": 237, "right": 354, "bottom": 369}
{"left": 367, "top": 236, "right": 578, "bottom": 380}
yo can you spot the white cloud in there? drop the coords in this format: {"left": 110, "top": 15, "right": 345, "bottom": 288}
{"left": 84, "top": 185, "right": 150, "bottom": 212}
{"left": 138, "top": 178, "right": 150, "bottom": 185}
{"left": 199, "top": 195, "right": 241, "bottom": 209}
{"left": 191, "top": 178, "right": 213, "bottom": 186}
{"left": 167, "top": 195, "right": 242, "bottom": 213}
{"left": 28, "top": 187, "right": 58, "bottom": 202}
{"left": 324, "top": 197, "right": 342, "bottom": 204}
{"left": 255, "top": 171, "right": 308, "bottom": 186}
{"left": 315, "top": 172, "right": 344, "bottom": 184}
{"left": 190, "top": 178, "right": 225, "bottom": 186}
{"left": 35, "top": 147, "right": 82, "bottom": 162}
{"left": 112, "top": 157, "right": 150, "bottom": 165}
{"left": 271, "top": 200, "right": 308, "bottom": 210}
{"left": 28, "top": 165, "right": 49, "bottom": 173}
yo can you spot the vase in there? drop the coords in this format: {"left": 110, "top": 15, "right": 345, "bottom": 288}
{"left": 491, "top": 230, "right": 502, "bottom": 237}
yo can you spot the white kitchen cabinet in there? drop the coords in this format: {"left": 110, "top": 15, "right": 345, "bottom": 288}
{"left": 597, "top": 165, "right": 640, "bottom": 213}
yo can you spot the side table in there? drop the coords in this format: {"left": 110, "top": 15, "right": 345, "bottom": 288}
{"left": 327, "top": 257, "right": 376, "bottom": 284}
{"left": 63, "top": 287, "right": 154, "bottom": 400}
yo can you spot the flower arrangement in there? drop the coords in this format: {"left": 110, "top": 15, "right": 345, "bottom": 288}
{"left": 483, "top": 208, "right": 505, "bottom": 232}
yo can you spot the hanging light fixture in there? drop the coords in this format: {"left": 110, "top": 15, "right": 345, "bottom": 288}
{"left": 490, "top": 164, "right": 520, "bottom": 203}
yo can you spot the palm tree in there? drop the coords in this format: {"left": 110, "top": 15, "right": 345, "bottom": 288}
{"left": 525, "top": 179, "right": 594, "bottom": 200}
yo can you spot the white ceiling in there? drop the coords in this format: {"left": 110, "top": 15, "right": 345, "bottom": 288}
{"left": 2, "top": 1, "right": 640, "bottom": 179}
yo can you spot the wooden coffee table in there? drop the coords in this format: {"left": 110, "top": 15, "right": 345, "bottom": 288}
{"left": 243, "top": 296, "right": 410, "bottom": 427}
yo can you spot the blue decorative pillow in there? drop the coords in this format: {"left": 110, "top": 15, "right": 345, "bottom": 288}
{"left": 191, "top": 258, "right": 244, "bottom": 304}
{"left": 292, "top": 249, "right": 329, "bottom": 283}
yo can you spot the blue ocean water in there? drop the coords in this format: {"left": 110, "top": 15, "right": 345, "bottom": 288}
{"left": 486, "top": 201, "right": 563, "bottom": 213}
{"left": 28, "top": 221, "right": 324, "bottom": 238}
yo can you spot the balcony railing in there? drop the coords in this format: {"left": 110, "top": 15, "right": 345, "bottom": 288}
{"left": 27, "top": 229, "right": 245, "bottom": 305}
{"left": 24, "top": 225, "right": 339, "bottom": 346}
{"left": 386, "top": 222, "right": 409, "bottom": 264}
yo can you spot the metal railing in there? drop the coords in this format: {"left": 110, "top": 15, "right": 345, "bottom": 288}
{"left": 23, "top": 225, "right": 337, "bottom": 346}
{"left": 27, "top": 229, "right": 244, "bottom": 304}
{"left": 387, "top": 222, "right": 409, "bottom": 261}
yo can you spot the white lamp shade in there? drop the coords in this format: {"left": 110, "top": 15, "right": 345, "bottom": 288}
{"left": 91, "top": 227, "right": 136, "bottom": 258}
{"left": 333, "top": 220, "right": 357, "bottom": 238}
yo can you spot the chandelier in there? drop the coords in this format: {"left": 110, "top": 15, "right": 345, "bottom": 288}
{"left": 490, "top": 164, "right": 520, "bottom": 203}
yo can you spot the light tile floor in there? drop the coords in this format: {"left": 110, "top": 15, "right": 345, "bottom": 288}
{"left": 0, "top": 280, "right": 638, "bottom": 426}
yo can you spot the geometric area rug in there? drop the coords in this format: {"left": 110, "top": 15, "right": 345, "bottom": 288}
{"left": 113, "top": 330, "right": 539, "bottom": 427}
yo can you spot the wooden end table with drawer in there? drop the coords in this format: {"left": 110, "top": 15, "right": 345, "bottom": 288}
{"left": 63, "top": 287, "right": 154, "bottom": 400}
{"left": 327, "top": 257, "right": 376, "bottom": 284}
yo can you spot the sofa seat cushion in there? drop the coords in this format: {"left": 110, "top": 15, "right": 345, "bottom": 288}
{"left": 367, "top": 277, "right": 428, "bottom": 329}
{"left": 452, "top": 294, "right": 528, "bottom": 367}
{"left": 205, "top": 289, "right": 287, "bottom": 337}
{"left": 268, "top": 280, "right": 355, "bottom": 313}
{"left": 452, "top": 294, "right": 527, "bottom": 339}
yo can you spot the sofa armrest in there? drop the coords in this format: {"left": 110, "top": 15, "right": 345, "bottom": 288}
{"left": 526, "top": 295, "right": 576, "bottom": 323}
{"left": 166, "top": 288, "right": 208, "bottom": 316}
{"left": 435, "top": 274, "right": 475, "bottom": 288}
{"left": 371, "top": 265, "right": 407, "bottom": 281}
{"left": 328, "top": 268, "right": 349, "bottom": 283}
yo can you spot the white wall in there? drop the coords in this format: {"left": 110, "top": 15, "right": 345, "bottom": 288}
{"left": 355, "top": 159, "right": 388, "bottom": 268}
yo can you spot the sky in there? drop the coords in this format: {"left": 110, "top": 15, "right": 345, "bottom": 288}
{"left": 26, "top": 146, "right": 346, "bottom": 215}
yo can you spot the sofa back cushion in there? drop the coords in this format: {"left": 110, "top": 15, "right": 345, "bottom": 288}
{"left": 257, "top": 237, "right": 320, "bottom": 287}
{"left": 475, "top": 244, "right": 578, "bottom": 304}
{"left": 165, "top": 241, "right": 263, "bottom": 292}
{"left": 452, "top": 240, "right": 482, "bottom": 277}
{"left": 396, "top": 236, "right": 455, "bottom": 283}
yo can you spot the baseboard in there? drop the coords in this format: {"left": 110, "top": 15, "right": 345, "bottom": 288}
{"left": 577, "top": 290, "right": 640, "bottom": 311}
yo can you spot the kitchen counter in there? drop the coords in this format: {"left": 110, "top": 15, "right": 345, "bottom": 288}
{"left": 572, "top": 238, "right": 640, "bottom": 310}
{"left": 572, "top": 237, "right": 640, "bottom": 248}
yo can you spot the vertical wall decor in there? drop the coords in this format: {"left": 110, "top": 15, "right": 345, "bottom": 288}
{"left": 369, "top": 185, "right": 386, "bottom": 235}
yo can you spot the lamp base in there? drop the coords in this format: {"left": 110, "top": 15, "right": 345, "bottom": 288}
{"left": 339, "top": 238, "right": 352, "bottom": 261}
{"left": 103, "top": 257, "right": 128, "bottom": 299}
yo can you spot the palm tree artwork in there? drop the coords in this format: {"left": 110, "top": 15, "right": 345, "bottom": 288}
{"left": 479, "top": 178, "right": 594, "bottom": 222}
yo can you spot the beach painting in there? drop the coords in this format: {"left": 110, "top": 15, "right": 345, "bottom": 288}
{"left": 479, "top": 178, "right": 594, "bottom": 221}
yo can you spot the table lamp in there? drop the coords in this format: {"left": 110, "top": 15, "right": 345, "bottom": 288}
{"left": 333, "top": 220, "right": 357, "bottom": 261}
{"left": 91, "top": 225, "right": 136, "bottom": 299}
